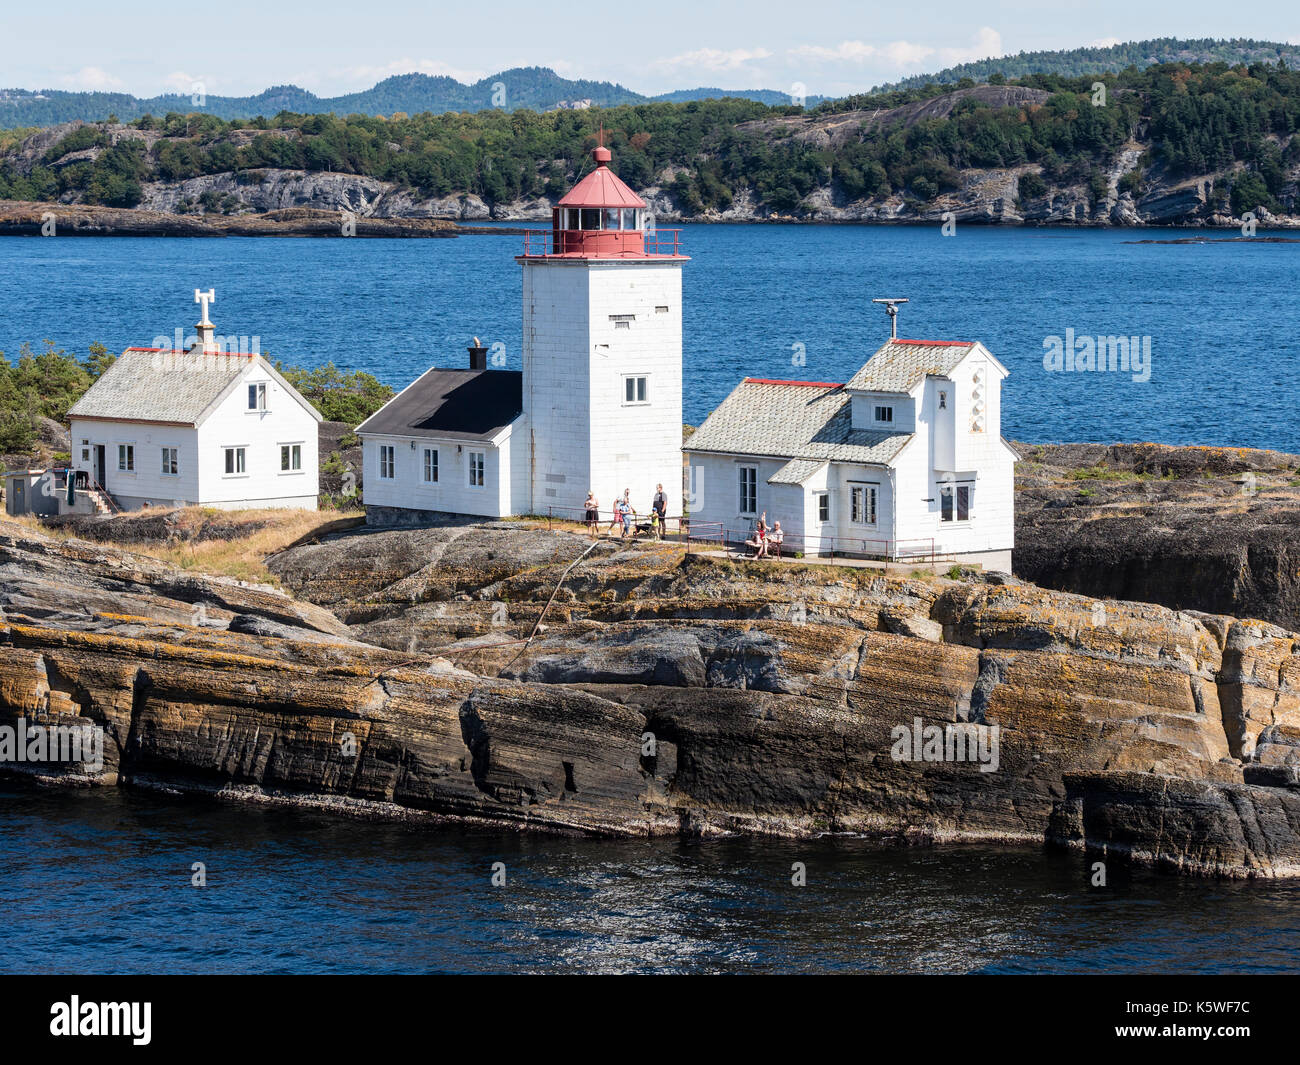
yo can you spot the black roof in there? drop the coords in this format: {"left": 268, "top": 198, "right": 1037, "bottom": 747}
{"left": 357, "top": 369, "right": 523, "bottom": 441}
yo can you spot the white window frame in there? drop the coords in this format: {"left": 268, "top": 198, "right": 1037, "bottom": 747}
{"left": 378, "top": 444, "right": 395, "bottom": 480}
{"left": 850, "top": 484, "right": 878, "bottom": 526}
{"left": 816, "top": 492, "right": 830, "bottom": 524}
{"left": 874, "top": 405, "right": 894, "bottom": 425}
{"left": 940, "top": 484, "right": 973, "bottom": 523}
{"left": 223, "top": 446, "right": 247, "bottom": 476}
{"left": 117, "top": 443, "right": 135, "bottom": 473}
{"left": 248, "top": 382, "right": 267, "bottom": 411}
{"left": 160, "top": 446, "right": 179, "bottom": 476}
{"left": 738, "top": 466, "right": 757, "bottom": 515}
{"left": 279, "top": 442, "right": 303, "bottom": 474}
{"left": 422, "top": 447, "right": 439, "bottom": 484}
{"left": 623, "top": 375, "right": 649, "bottom": 405}
{"left": 468, "top": 451, "right": 486, "bottom": 488}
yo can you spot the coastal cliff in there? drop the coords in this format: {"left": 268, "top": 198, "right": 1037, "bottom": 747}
{"left": 1015, "top": 443, "right": 1300, "bottom": 630}
{"left": 2, "top": 516, "right": 1298, "bottom": 877}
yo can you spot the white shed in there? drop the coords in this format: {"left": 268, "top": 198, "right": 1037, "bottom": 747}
{"left": 65, "top": 307, "right": 321, "bottom": 512}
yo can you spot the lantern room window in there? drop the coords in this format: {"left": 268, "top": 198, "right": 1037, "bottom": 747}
{"left": 562, "top": 206, "right": 640, "bottom": 230}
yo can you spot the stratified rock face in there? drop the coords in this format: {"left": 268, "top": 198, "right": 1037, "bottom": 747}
{"left": 1015, "top": 443, "right": 1300, "bottom": 631}
{"left": 4, "top": 517, "right": 1300, "bottom": 877}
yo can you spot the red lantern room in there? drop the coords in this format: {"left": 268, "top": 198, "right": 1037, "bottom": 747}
{"left": 521, "top": 143, "right": 683, "bottom": 259}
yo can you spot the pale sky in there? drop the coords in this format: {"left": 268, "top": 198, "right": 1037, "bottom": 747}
{"left": 4, "top": 0, "right": 1298, "bottom": 99}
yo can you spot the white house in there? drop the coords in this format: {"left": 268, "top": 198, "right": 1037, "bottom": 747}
{"left": 64, "top": 291, "right": 321, "bottom": 512}
{"left": 683, "top": 336, "right": 1018, "bottom": 569}
{"left": 358, "top": 142, "right": 686, "bottom": 522}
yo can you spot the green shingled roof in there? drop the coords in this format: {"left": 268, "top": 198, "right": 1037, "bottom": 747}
{"left": 684, "top": 379, "right": 912, "bottom": 467}
{"left": 845, "top": 339, "right": 977, "bottom": 394}
{"left": 67, "top": 348, "right": 252, "bottom": 425}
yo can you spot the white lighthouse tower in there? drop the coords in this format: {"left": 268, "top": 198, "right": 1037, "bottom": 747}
{"left": 517, "top": 141, "right": 687, "bottom": 518}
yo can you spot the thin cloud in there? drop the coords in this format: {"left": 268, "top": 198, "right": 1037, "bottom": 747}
{"left": 790, "top": 27, "right": 1003, "bottom": 69}
{"left": 59, "top": 66, "right": 123, "bottom": 91}
{"left": 651, "top": 47, "right": 774, "bottom": 75}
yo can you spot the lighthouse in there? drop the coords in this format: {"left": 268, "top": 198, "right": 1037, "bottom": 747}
{"left": 517, "top": 142, "right": 688, "bottom": 517}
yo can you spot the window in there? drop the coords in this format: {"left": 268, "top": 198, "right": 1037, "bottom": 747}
{"left": 655, "top": 305, "right": 669, "bottom": 314}
{"left": 603, "top": 207, "right": 621, "bottom": 230}
{"left": 468, "top": 451, "right": 485, "bottom": 487}
{"left": 280, "top": 443, "right": 302, "bottom": 472}
{"left": 224, "top": 447, "right": 246, "bottom": 475}
{"left": 621, "top": 208, "right": 639, "bottom": 230}
{"left": 851, "top": 485, "right": 877, "bottom": 525}
{"left": 248, "top": 383, "right": 266, "bottom": 411}
{"left": 623, "top": 375, "right": 649, "bottom": 404}
{"left": 580, "top": 208, "right": 600, "bottom": 230}
{"left": 939, "top": 391, "right": 947, "bottom": 410}
{"left": 378, "top": 444, "right": 395, "bottom": 480}
{"left": 874, "top": 405, "right": 893, "bottom": 424}
{"left": 422, "top": 448, "right": 439, "bottom": 484}
{"left": 117, "top": 444, "right": 134, "bottom": 472}
{"left": 941, "top": 485, "right": 972, "bottom": 522}
{"left": 817, "top": 493, "right": 830, "bottom": 524}
{"left": 81, "top": 439, "right": 90, "bottom": 462}
{"left": 739, "top": 466, "right": 757, "bottom": 515}
{"left": 160, "top": 447, "right": 178, "bottom": 476}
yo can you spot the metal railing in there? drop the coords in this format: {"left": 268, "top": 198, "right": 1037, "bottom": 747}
{"left": 543, "top": 505, "right": 722, "bottom": 551}
{"left": 48, "top": 468, "right": 121, "bottom": 514}
{"left": 521, "top": 229, "right": 683, "bottom": 257}
{"left": 541, "top": 506, "right": 935, "bottom": 563}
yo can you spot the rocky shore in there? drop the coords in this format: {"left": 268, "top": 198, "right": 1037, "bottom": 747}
{"left": 1015, "top": 442, "right": 1300, "bottom": 631}
{"left": 0, "top": 200, "right": 470, "bottom": 238}
{"left": 2, "top": 504, "right": 1298, "bottom": 878}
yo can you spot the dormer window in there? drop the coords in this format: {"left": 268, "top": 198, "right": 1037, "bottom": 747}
{"left": 874, "top": 405, "right": 893, "bottom": 424}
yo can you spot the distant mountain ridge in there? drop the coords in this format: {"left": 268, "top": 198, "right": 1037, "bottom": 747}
{"left": 873, "top": 36, "right": 1300, "bottom": 92}
{"left": 0, "top": 66, "right": 817, "bottom": 130}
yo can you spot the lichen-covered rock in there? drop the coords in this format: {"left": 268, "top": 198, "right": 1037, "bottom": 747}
{"left": 5, "top": 515, "right": 1300, "bottom": 877}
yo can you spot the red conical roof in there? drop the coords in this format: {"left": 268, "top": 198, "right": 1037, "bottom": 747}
{"left": 558, "top": 146, "right": 645, "bottom": 209}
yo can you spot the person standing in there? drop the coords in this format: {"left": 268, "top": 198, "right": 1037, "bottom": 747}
{"left": 584, "top": 490, "right": 600, "bottom": 538}
{"left": 620, "top": 489, "right": 636, "bottom": 540}
{"left": 652, "top": 483, "right": 668, "bottom": 535}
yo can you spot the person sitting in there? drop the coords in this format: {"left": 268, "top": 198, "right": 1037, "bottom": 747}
{"left": 767, "top": 520, "right": 784, "bottom": 559}
{"left": 746, "top": 515, "right": 768, "bottom": 558}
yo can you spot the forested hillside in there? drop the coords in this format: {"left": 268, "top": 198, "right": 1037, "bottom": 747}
{"left": 0, "top": 67, "right": 805, "bottom": 130}
{"left": 2, "top": 62, "right": 1298, "bottom": 223}
{"left": 875, "top": 37, "right": 1300, "bottom": 91}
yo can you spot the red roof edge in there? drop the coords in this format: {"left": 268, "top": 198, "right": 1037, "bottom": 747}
{"left": 124, "top": 347, "right": 255, "bottom": 356}
{"left": 892, "top": 338, "right": 972, "bottom": 347}
{"left": 743, "top": 377, "right": 842, "bottom": 388}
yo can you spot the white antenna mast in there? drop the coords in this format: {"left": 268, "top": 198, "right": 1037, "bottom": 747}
{"left": 872, "top": 297, "right": 909, "bottom": 340}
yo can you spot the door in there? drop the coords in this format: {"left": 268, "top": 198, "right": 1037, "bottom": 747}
{"left": 94, "top": 445, "right": 106, "bottom": 488}
{"left": 12, "top": 479, "right": 24, "bottom": 515}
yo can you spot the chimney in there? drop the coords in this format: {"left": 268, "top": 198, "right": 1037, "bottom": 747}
{"left": 468, "top": 336, "right": 488, "bottom": 371}
{"left": 194, "top": 287, "right": 218, "bottom": 354}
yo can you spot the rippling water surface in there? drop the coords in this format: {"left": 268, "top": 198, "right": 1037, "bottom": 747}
{"left": 0, "top": 224, "right": 1295, "bottom": 449}
{"left": 2, "top": 789, "right": 1298, "bottom": 974}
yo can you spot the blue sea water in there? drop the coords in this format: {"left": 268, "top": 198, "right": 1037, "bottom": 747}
{"left": 0, "top": 223, "right": 1295, "bottom": 450}
{"left": 2, "top": 788, "right": 1298, "bottom": 975}
{"left": 2, "top": 224, "right": 1300, "bottom": 975}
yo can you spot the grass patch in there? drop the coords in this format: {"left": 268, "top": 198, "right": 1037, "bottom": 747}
{"left": 147, "top": 509, "right": 361, "bottom": 584}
